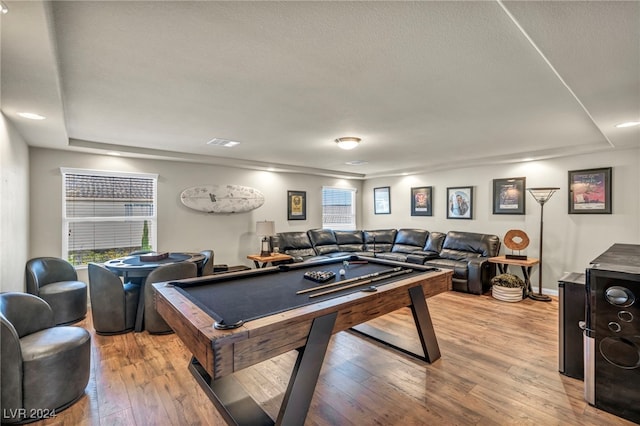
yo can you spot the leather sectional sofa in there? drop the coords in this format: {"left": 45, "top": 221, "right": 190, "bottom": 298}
{"left": 271, "top": 228, "right": 500, "bottom": 295}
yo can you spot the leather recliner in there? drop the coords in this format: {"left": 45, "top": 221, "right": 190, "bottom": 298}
{"left": 334, "top": 230, "right": 366, "bottom": 253}
{"left": 273, "top": 232, "right": 322, "bottom": 262}
{"left": 376, "top": 228, "right": 429, "bottom": 262}
{"left": 25, "top": 257, "right": 87, "bottom": 325}
{"left": 0, "top": 292, "right": 91, "bottom": 424}
{"left": 406, "top": 231, "right": 447, "bottom": 264}
{"left": 307, "top": 229, "right": 341, "bottom": 256}
{"left": 424, "top": 231, "right": 501, "bottom": 294}
{"left": 363, "top": 229, "right": 398, "bottom": 253}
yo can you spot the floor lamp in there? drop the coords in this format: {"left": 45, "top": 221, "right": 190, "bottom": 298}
{"left": 526, "top": 187, "right": 560, "bottom": 302}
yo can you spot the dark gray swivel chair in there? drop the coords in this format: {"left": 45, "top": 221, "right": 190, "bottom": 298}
{"left": 0, "top": 292, "right": 91, "bottom": 424}
{"left": 87, "top": 263, "right": 141, "bottom": 335}
{"left": 25, "top": 257, "right": 87, "bottom": 325}
{"left": 144, "top": 262, "right": 197, "bottom": 334}
{"left": 199, "top": 249, "right": 214, "bottom": 276}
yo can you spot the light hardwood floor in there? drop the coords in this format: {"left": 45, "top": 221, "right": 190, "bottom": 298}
{"left": 35, "top": 291, "right": 634, "bottom": 426}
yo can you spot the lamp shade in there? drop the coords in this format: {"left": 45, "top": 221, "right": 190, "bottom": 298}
{"left": 527, "top": 187, "right": 560, "bottom": 205}
{"left": 256, "top": 220, "right": 275, "bottom": 237}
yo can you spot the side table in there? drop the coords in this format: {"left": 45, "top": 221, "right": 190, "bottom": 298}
{"left": 488, "top": 255, "right": 540, "bottom": 298}
{"left": 247, "top": 253, "right": 293, "bottom": 268}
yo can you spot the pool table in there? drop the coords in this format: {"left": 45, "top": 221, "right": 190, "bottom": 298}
{"left": 153, "top": 255, "right": 452, "bottom": 426}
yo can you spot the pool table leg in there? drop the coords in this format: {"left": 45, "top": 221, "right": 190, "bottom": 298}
{"left": 188, "top": 311, "right": 338, "bottom": 426}
{"left": 276, "top": 311, "right": 338, "bottom": 425}
{"left": 409, "top": 285, "right": 441, "bottom": 363}
{"left": 189, "top": 360, "right": 273, "bottom": 425}
{"left": 349, "top": 285, "right": 441, "bottom": 363}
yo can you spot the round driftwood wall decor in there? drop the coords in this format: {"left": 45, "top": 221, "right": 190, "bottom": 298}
{"left": 503, "top": 229, "right": 530, "bottom": 251}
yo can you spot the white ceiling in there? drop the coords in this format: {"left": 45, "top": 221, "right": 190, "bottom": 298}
{"left": 2, "top": 1, "right": 639, "bottom": 179}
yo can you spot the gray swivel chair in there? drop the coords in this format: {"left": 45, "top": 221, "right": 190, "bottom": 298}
{"left": 199, "top": 249, "right": 214, "bottom": 276}
{"left": 0, "top": 292, "right": 91, "bottom": 424}
{"left": 25, "top": 257, "right": 88, "bottom": 325}
{"left": 87, "top": 263, "right": 141, "bottom": 335}
{"left": 144, "top": 262, "right": 197, "bottom": 334}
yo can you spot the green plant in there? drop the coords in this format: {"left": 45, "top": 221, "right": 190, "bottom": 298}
{"left": 491, "top": 273, "right": 525, "bottom": 288}
{"left": 141, "top": 220, "right": 150, "bottom": 250}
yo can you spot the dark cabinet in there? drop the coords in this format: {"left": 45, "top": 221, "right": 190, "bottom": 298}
{"left": 585, "top": 244, "right": 640, "bottom": 424}
{"left": 558, "top": 272, "right": 585, "bottom": 380}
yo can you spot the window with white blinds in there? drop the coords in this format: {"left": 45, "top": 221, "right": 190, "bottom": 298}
{"left": 322, "top": 186, "right": 357, "bottom": 230}
{"left": 61, "top": 168, "right": 158, "bottom": 266}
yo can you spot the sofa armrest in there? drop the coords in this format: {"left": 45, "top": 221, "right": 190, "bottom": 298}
{"left": 467, "top": 257, "right": 494, "bottom": 295}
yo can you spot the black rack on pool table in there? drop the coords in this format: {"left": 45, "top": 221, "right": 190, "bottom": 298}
{"left": 153, "top": 255, "right": 452, "bottom": 426}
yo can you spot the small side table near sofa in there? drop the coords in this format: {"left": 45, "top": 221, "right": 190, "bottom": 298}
{"left": 488, "top": 255, "right": 540, "bottom": 297}
{"left": 247, "top": 253, "right": 293, "bottom": 268}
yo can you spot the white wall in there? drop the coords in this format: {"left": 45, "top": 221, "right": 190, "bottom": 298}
{"left": 29, "top": 148, "right": 363, "bottom": 282}
{"left": 363, "top": 148, "right": 640, "bottom": 295}
{"left": 1, "top": 113, "right": 30, "bottom": 292}
{"left": 26, "top": 146, "right": 640, "bottom": 295}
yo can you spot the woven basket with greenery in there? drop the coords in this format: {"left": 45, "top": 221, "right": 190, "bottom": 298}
{"left": 491, "top": 273, "right": 525, "bottom": 302}
{"left": 491, "top": 273, "right": 525, "bottom": 288}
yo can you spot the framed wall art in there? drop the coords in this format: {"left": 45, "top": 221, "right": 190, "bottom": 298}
{"left": 493, "top": 177, "right": 526, "bottom": 215}
{"left": 287, "top": 190, "right": 307, "bottom": 220}
{"left": 374, "top": 187, "right": 391, "bottom": 214}
{"left": 447, "top": 186, "right": 473, "bottom": 219}
{"left": 411, "top": 186, "right": 433, "bottom": 216}
{"left": 568, "top": 167, "right": 612, "bottom": 214}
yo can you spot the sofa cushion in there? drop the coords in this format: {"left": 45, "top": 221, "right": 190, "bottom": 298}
{"left": 424, "top": 231, "right": 446, "bottom": 253}
{"left": 441, "top": 231, "right": 500, "bottom": 258}
{"left": 276, "top": 232, "right": 316, "bottom": 258}
{"left": 334, "top": 230, "right": 365, "bottom": 252}
{"left": 439, "top": 248, "right": 482, "bottom": 261}
{"left": 391, "top": 229, "right": 429, "bottom": 254}
{"left": 307, "top": 229, "right": 340, "bottom": 255}
{"left": 364, "top": 229, "right": 397, "bottom": 252}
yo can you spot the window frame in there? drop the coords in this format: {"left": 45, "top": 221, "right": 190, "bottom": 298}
{"left": 321, "top": 186, "right": 357, "bottom": 231}
{"left": 60, "top": 167, "right": 158, "bottom": 267}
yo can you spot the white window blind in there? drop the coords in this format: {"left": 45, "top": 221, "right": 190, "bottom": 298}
{"left": 61, "top": 168, "right": 158, "bottom": 266}
{"left": 322, "top": 186, "right": 356, "bottom": 230}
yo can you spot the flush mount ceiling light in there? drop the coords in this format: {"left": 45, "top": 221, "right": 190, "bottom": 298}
{"left": 615, "top": 121, "right": 640, "bottom": 128}
{"left": 17, "top": 112, "right": 46, "bottom": 120}
{"left": 335, "top": 137, "right": 361, "bottom": 150}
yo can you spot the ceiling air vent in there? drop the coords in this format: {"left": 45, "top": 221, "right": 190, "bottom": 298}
{"left": 206, "top": 138, "right": 240, "bottom": 147}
